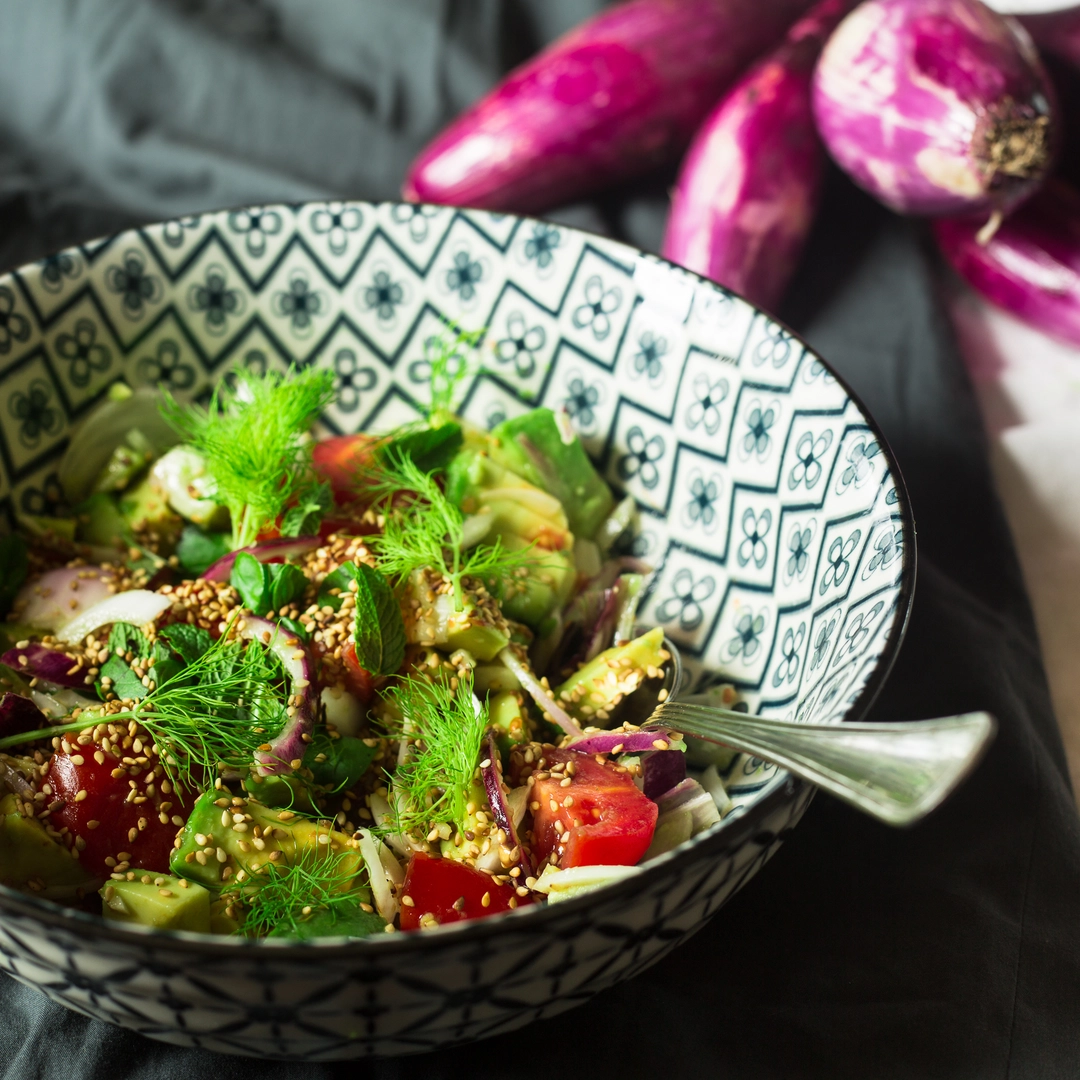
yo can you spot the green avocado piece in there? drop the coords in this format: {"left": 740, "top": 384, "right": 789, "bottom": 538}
{"left": 439, "top": 778, "right": 492, "bottom": 865}
{"left": 240, "top": 773, "right": 318, "bottom": 813}
{"left": 118, "top": 472, "right": 183, "bottom": 541}
{"left": 75, "top": 493, "right": 129, "bottom": 550}
{"left": 170, "top": 792, "right": 367, "bottom": 895}
{"left": 489, "top": 691, "right": 528, "bottom": 760}
{"left": 404, "top": 572, "right": 511, "bottom": 661}
{"left": 554, "top": 627, "right": 668, "bottom": 726}
{"left": 101, "top": 875, "right": 211, "bottom": 932}
{"left": 209, "top": 897, "right": 242, "bottom": 935}
{"left": 489, "top": 409, "right": 614, "bottom": 539}
{"left": 0, "top": 794, "right": 95, "bottom": 895}
{"left": 496, "top": 542, "right": 575, "bottom": 629}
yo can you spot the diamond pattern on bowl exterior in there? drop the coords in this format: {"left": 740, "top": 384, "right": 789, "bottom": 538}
{"left": 0, "top": 203, "right": 913, "bottom": 1059}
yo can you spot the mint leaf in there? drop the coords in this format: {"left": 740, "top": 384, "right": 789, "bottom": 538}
{"left": 281, "top": 481, "right": 332, "bottom": 539}
{"left": 303, "top": 731, "right": 377, "bottom": 791}
{"left": 108, "top": 622, "right": 151, "bottom": 659}
{"left": 278, "top": 616, "right": 310, "bottom": 643}
{"left": 176, "top": 525, "right": 231, "bottom": 577}
{"left": 231, "top": 552, "right": 271, "bottom": 614}
{"left": 0, "top": 535, "right": 28, "bottom": 617}
{"left": 380, "top": 423, "right": 462, "bottom": 475}
{"left": 350, "top": 563, "right": 405, "bottom": 676}
{"left": 158, "top": 624, "right": 213, "bottom": 665}
{"left": 268, "top": 563, "right": 307, "bottom": 613}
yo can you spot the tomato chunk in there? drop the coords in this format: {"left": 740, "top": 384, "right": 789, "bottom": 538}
{"left": 46, "top": 742, "right": 193, "bottom": 880}
{"left": 398, "top": 853, "right": 525, "bottom": 930}
{"left": 528, "top": 748, "right": 658, "bottom": 869}
{"left": 340, "top": 642, "right": 376, "bottom": 705}
{"left": 312, "top": 434, "right": 377, "bottom": 502}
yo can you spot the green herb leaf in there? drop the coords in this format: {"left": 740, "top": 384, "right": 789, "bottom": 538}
{"left": 268, "top": 563, "right": 307, "bottom": 614}
{"left": 158, "top": 624, "right": 214, "bottom": 666}
{"left": 231, "top": 552, "right": 270, "bottom": 614}
{"left": 378, "top": 423, "right": 462, "bottom": 475}
{"left": 316, "top": 565, "right": 356, "bottom": 612}
{"left": 304, "top": 732, "right": 378, "bottom": 792}
{"left": 278, "top": 616, "right": 310, "bottom": 643}
{"left": 107, "top": 622, "right": 150, "bottom": 658}
{"left": 160, "top": 364, "right": 335, "bottom": 550}
{"left": 176, "top": 525, "right": 230, "bottom": 576}
{"left": 280, "top": 481, "right": 332, "bottom": 539}
{"left": 384, "top": 669, "right": 487, "bottom": 837}
{"left": 0, "top": 535, "right": 29, "bottom": 617}
{"left": 349, "top": 563, "right": 405, "bottom": 677}
{"left": 423, "top": 326, "right": 483, "bottom": 420}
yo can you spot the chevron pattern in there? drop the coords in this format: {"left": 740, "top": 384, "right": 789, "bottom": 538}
{"left": 0, "top": 202, "right": 912, "bottom": 1058}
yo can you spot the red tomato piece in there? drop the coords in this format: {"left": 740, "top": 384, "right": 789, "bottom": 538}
{"left": 528, "top": 748, "right": 658, "bottom": 869}
{"left": 340, "top": 642, "right": 376, "bottom": 705}
{"left": 312, "top": 434, "right": 377, "bottom": 502}
{"left": 46, "top": 742, "right": 193, "bottom": 880}
{"left": 398, "top": 853, "right": 525, "bottom": 931}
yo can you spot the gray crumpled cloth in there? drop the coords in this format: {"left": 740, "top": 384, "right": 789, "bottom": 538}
{"left": 0, "top": 3, "right": 1078, "bottom": 1077}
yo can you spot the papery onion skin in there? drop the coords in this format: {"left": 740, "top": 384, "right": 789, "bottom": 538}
{"left": 403, "top": 0, "right": 817, "bottom": 213}
{"left": 662, "top": 0, "right": 852, "bottom": 310}
{"left": 813, "top": 0, "right": 1056, "bottom": 217}
{"left": 934, "top": 177, "right": 1080, "bottom": 349}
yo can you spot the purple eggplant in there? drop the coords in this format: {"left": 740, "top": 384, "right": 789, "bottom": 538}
{"left": 934, "top": 177, "right": 1080, "bottom": 349}
{"left": 403, "top": 0, "right": 817, "bottom": 213}
{"left": 813, "top": 0, "right": 1056, "bottom": 219}
{"left": 662, "top": 0, "right": 853, "bottom": 310}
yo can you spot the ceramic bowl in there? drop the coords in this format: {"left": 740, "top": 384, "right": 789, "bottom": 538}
{"left": 0, "top": 202, "right": 914, "bottom": 1059}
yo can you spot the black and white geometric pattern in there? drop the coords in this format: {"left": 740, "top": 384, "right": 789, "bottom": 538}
{"left": 0, "top": 203, "right": 914, "bottom": 1059}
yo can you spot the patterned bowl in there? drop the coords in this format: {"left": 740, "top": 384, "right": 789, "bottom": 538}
{"left": 0, "top": 202, "right": 914, "bottom": 1059}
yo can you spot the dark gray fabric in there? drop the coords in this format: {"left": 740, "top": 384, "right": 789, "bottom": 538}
{"left": 0, "top": 3, "right": 1078, "bottom": 1077}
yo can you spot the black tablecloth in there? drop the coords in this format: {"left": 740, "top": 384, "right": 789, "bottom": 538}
{"left": 1, "top": 2, "right": 1078, "bottom": 1077}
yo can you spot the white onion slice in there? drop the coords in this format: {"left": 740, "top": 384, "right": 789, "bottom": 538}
{"left": 16, "top": 566, "right": 115, "bottom": 632}
{"left": 55, "top": 590, "right": 172, "bottom": 644}
{"left": 498, "top": 646, "right": 581, "bottom": 737}
{"left": 357, "top": 828, "right": 399, "bottom": 923}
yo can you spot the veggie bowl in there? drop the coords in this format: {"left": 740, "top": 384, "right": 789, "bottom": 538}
{"left": 0, "top": 202, "right": 913, "bottom": 1058}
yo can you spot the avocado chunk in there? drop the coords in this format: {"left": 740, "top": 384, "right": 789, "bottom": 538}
{"left": 209, "top": 897, "right": 242, "bottom": 935}
{"left": 118, "top": 472, "right": 183, "bottom": 543}
{"left": 489, "top": 409, "right": 614, "bottom": 539}
{"left": 171, "top": 792, "right": 367, "bottom": 896}
{"left": 554, "top": 627, "right": 669, "bottom": 726}
{"left": 489, "top": 691, "right": 529, "bottom": 760}
{"left": 439, "top": 778, "right": 493, "bottom": 865}
{"left": 404, "top": 570, "right": 512, "bottom": 661}
{"left": 0, "top": 794, "right": 94, "bottom": 896}
{"left": 151, "top": 446, "right": 228, "bottom": 529}
{"left": 75, "top": 493, "right": 129, "bottom": 550}
{"left": 496, "top": 541, "right": 575, "bottom": 629}
{"left": 101, "top": 875, "right": 211, "bottom": 932}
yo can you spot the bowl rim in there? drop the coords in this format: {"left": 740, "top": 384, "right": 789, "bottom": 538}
{"left": 0, "top": 198, "right": 917, "bottom": 954}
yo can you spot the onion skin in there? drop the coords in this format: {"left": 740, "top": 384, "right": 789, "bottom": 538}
{"left": 403, "top": 0, "right": 817, "bottom": 213}
{"left": 813, "top": 0, "right": 1055, "bottom": 217}
{"left": 934, "top": 177, "right": 1080, "bottom": 349}
{"left": 662, "top": 0, "right": 852, "bottom": 310}
{"left": 1018, "top": 10, "right": 1080, "bottom": 71}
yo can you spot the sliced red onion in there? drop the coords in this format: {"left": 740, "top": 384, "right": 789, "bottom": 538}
{"left": 356, "top": 827, "right": 399, "bottom": 923}
{"left": 237, "top": 615, "right": 317, "bottom": 776}
{"left": 935, "top": 178, "right": 1080, "bottom": 348}
{"left": 642, "top": 749, "right": 688, "bottom": 801}
{"left": 480, "top": 732, "right": 533, "bottom": 880}
{"left": 498, "top": 646, "right": 581, "bottom": 738}
{"left": 0, "top": 753, "right": 37, "bottom": 798}
{"left": 55, "top": 589, "right": 172, "bottom": 645}
{"left": 813, "top": 0, "right": 1056, "bottom": 218}
{"left": 0, "top": 693, "right": 48, "bottom": 742}
{"left": 202, "top": 536, "right": 320, "bottom": 583}
{"left": 1, "top": 644, "right": 87, "bottom": 689}
{"left": 655, "top": 778, "right": 723, "bottom": 833}
{"left": 569, "top": 728, "right": 676, "bottom": 755}
{"left": 13, "top": 566, "right": 115, "bottom": 631}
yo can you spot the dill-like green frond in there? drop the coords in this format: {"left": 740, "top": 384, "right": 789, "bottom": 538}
{"left": 220, "top": 846, "right": 366, "bottom": 938}
{"left": 160, "top": 365, "right": 335, "bottom": 550}
{"left": 0, "top": 630, "right": 290, "bottom": 794}
{"left": 424, "top": 325, "right": 484, "bottom": 422}
{"left": 366, "top": 450, "right": 539, "bottom": 609}
{"left": 384, "top": 670, "right": 488, "bottom": 839}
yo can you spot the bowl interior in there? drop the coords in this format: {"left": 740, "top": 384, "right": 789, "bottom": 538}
{"left": 0, "top": 201, "right": 912, "bottom": 819}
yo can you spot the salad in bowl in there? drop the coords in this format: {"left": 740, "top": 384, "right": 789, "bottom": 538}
{"left": 0, "top": 336, "right": 716, "bottom": 940}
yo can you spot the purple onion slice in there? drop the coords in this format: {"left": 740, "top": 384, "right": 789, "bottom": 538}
{"left": 568, "top": 729, "right": 676, "bottom": 755}
{"left": 480, "top": 732, "right": 533, "bottom": 881}
{"left": 1, "top": 644, "right": 88, "bottom": 690}
{"left": 202, "top": 536, "right": 320, "bottom": 583}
